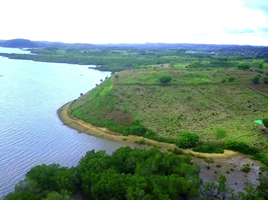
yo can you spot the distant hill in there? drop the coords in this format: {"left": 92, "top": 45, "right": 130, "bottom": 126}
{"left": 2, "top": 39, "right": 39, "bottom": 48}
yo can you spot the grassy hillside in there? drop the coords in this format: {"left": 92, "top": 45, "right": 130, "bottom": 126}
{"left": 71, "top": 67, "right": 268, "bottom": 150}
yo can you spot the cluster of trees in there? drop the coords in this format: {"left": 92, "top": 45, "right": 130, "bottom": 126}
{"left": 237, "top": 63, "right": 250, "bottom": 70}
{"left": 251, "top": 73, "right": 268, "bottom": 85}
{"left": 5, "top": 147, "right": 201, "bottom": 199}
{"left": 5, "top": 146, "right": 268, "bottom": 199}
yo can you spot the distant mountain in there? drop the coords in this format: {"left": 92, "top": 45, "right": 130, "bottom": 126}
{"left": 2, "top": 39, "right": 40, "bottom": 48}
{"left": 35, "top": 41, "right": 99, "bottom": 49}
{"left": 0, "top": 40, "right": 6, "bottom": 46}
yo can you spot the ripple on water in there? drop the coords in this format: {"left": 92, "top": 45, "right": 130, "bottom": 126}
{"left": 0, "top": 52, "right": 127, "bottom": 198}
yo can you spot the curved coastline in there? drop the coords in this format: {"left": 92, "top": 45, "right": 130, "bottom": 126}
{"left": 58, "top": 102, "right": 239, "bottom": 159}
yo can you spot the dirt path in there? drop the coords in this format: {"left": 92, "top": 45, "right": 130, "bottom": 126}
{"left": 58, "top": 102, "right": 239, "bottom": 158}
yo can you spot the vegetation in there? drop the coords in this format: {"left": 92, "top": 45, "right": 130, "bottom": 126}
{"left": 263, "top": 117, "right": 268, "bottom": 127}
{"left": 241, "top": 164, "right": 251, "bottom": 173}
{"left": 4, "top": 147, "right": 202, "bottom": 200}
{"left": 71, "top": 67, "right": 268, "bottom": 151}
{"left": 159, "top": 73, "right": 172, "bottom": 85}
{"left": 193, "top": 144, "right": 224, "bottom": 154}
{"left": 6, "top": 147, "right": 268, "bottom": 199}
{"left": 264, "top": 77, "right": 268, "bottom": 84}
{"left": 252, "top": 74, "right": 260, "bottom": 84}
{"left": 237, "top": 63, "right": 250, "bottom": 70}
{"left": 176, "top": 131, "right": 199, "bottom": 148}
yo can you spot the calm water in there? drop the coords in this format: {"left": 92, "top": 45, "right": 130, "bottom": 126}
{"left": 0, "top": 48, "right": 129, "bottom": 198}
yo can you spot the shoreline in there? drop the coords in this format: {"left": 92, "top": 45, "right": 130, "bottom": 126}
{"left": 57, "top": 102, "right": 239, "bottom": 158}
{"left": 58, "top": 102, "right": 264, "bottom": 192}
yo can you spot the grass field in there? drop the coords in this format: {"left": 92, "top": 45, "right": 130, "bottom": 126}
{"left": 71, "top": 67, "right": 268, "bottom": 151}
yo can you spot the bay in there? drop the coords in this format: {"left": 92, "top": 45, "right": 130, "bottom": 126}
{"left": 0, "top": 48, "right": 128, "bottom": 198}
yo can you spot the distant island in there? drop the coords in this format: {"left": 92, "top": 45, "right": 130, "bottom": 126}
{"left": 1, "top": 39, "right": 40, "bottom": 48}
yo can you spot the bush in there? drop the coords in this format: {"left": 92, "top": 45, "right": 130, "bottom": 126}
{"left": 252, "top": 75, "right": 260, "bottom": 84}
{"left": 228, "top": 76, "right": 235, "bottom": 82}
{"left": 263, "top": 118, "right": 268, "bottom": 127}
{"left": 159, "top": 73, "right": 172, "bottom": 85}
{"left": 225, "top": 141, "right": 260, "bottom": 155}
{"left": 252, "top": 153, "right": 268, "bottom": 166}
{"left": 221, "top": 78, "right": 226, "bottom": 83}
{"left": 264, "top": 77, "right": 268, "bottom": 84}
{"left": 214, "top": 127, "right": 227, "bottom": 139}
{"left": 177, "top": 131, "right": 199, "bottom": 149}
{"left": 135, "top": 138, "right": 145, "bottom": 144}
{"left": 237, "top": 63, "right": 250, "bottom": 70}
{"left": 173, "top": 148, "right": 183, "bottom": 155}
{"left": 193, "top": 145, "right": 224, "bottom": 154}
{"left": 241, "top": 164, "right": 250, "bottom": 173}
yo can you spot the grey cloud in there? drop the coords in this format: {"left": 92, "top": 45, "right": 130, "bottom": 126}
{"left": 242, "top": 0, "right": 268, "bottom": 15}
{"left": 224, "top": 27, "right": 255, "bottom": 34}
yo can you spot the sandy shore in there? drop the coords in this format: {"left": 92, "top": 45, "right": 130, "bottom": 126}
{"left": 57, "top": 102, "right": 239, "bottom": 158}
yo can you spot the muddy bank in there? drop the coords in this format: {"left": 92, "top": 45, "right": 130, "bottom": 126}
{"left": 58, "top": 102, "right": 237, "bottom": 157}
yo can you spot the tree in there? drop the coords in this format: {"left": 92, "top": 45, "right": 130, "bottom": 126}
{"left": 177, "top": 131, "right": 199, "bottom": 148}
{"left": 263, "top": 117, "right": 268, "bottom": 127}
{"left": 252, "top": 75, "right": 260, "bottom": 84}
{"left": 159, "top": 73, "right": 172, "bottom": 85}
{"left": 237, "top": 63, "right": 250, "bottom": 70}
{"left": 264, "top": 77, "right": 268, "bottom": 84}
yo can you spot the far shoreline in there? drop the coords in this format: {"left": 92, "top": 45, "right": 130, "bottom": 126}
{"left": 57, "top": 102, "right": 239, "bottom": 159}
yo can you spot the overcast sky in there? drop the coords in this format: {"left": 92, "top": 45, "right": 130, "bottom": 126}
{"left": 1, "top": 0, "right": 268, "bottom": 45}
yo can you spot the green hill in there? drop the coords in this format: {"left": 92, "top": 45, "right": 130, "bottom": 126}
{"left": 2, "top": 39, "right": 39, "bottom": 48}
{"left": 71, "top": 67, "right": 268, "bottom": 149}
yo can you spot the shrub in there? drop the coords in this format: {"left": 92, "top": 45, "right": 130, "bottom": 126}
{"left": 237, "top": 63, "right": 250, "bottom": 70}
{"left": 228, "top": 76, "right": 235, "bottom": 82}
{"left": 173, "top": 148, "right": 183, "bottom": 155}
{"left": 221, "top": 78, "right": 226, "bottom": 83}
{"left": 135, "top": 138, "right": 145, "bottom": 144}
{"left": 193, "top": 145, "right": 224, "bottom": 154}
{"left": 264, "top": 77, "right": 268, "bottom": 84}
{"left": 225, "top": 141, "right": 260, "bottom": 155}
{"left": 252, "top": 153, "right": 268, "bottom": 166}
{"left": 252, "top": 75, "right": 260, "bottom": 84}
{"left": 177, "top": 131, "right": 199, "bottom": 149}
{"left": 263, "top": 117, "right": 268, "bottom": 127}
{"left": 241, "top": 164, "right": 250, "bottom": 173}
{"left": 159, "top": 73, "right": 172, "bottom": 85}
{"left": 214, "top": 127, "right": 227, "bottom": 139}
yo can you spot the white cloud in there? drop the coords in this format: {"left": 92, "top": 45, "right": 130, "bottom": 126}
{"left": 0, "top": 0, "right": 268, "bottom": 45}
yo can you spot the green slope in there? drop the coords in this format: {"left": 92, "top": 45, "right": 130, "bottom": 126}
{"left": 71, "top": 67, "right": 268, "bottom": 149}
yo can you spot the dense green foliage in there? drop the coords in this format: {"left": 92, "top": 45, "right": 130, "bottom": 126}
{"left": 263, "top": 117, "right": 268, "bottom": 127}
{"left": 225, "top": 141, "right": 260, "bottom": 155}
{"left": 252, "top": 75, "right": 260, "bottom": 84}
{"left": 176, "top": 131, "right": 199, "bottom": 148}
{"left": 159, "top": 73, "right": 172, "bottom": 85}
{"left": 237, "top": 63, "right": 250, "bottom": 70}
{"left": 5, "top": 147, "right": 202, "bottom": 200}
{"left": 6, "top": 147, "right": 268, "bottom": 199}
{"left": 193, "top": 144, "right": 224, "bottom": 154}
{"left": 264, "top": 77, "right": 268, "bottom": 84}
